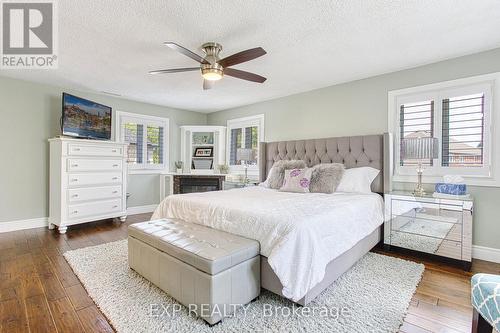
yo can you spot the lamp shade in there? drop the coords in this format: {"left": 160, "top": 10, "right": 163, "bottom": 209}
{"left": 401, "top": 137, "right": 439, "bottom": 159}
{"left": 236, "top": 148, "right": 254, "bottom": 161}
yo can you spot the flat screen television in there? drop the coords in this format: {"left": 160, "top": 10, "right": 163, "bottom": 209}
{"left": 61, "top": 93, "right": 112, "bottom": 140}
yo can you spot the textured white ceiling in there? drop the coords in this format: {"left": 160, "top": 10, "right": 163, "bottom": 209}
{"left": 2, "top": 0, "right": 500, "bottom": 113}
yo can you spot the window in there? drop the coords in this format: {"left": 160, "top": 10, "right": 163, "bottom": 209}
{"left": 226, "top": 115, "right": 265, "bottom": 174}
{"left": 229, "top": 126, "right": 259, "bottom": 166}
{"left": 389, "top": 73, "right": 498, "bottom": 185}
{"left": 400, "top": 100, "right": 435, "bottom": 166}
{"left": 441, "top": 94, "right": 485, "bottom": 168}
{"left": 116, "top": 111, "right": 169, "bottom": 172}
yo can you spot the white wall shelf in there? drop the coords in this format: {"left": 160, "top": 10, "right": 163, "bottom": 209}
{"left": 180, "top": 126, "right": 226, "bottom": 174}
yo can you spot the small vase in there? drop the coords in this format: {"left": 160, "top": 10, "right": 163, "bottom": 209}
{"left": 176, "top": 168, "right": 183, "bottom": 174}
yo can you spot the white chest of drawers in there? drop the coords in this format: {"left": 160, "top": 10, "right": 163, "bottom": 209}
{"left": 49, "top": 137, "right": 128, "bottom": 233}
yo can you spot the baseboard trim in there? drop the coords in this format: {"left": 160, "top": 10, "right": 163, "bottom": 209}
{"left": 472, "top": 245, "right": 500, "bottom": 263}
{"left": 126, "top": 204, "right": 157, "bottom": 215}
{"left": 0, "top": 217, "right": 48, "bottom": 233}
{"left": 0, "top": 205, "right": 156, "bottom": 233}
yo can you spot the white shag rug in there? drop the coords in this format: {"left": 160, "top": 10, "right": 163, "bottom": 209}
{"left": 64, "top": 240, "right": 424, "bottom": 333}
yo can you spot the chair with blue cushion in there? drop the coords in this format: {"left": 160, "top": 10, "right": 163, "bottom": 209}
{"left": 471, "top": 273, "right": 500, "bottom": 333}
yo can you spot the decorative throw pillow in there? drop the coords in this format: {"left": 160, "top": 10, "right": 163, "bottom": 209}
{"left": 260, "top": 160, "right": 307, "bottom": 189}
{"left": 279, "top": 168, "right": 313, "bottom": 193}
{"left": 336, "top": 166, "right": 380, "bottom": 193}
{"left": 309, "top": 163, "right": 345, "bottom": 193}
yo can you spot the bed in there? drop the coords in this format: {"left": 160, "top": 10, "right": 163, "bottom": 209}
{"left": 152, "top": 133, "right": 392, "bottom": 305}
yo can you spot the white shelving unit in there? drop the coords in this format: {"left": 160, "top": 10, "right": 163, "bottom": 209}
{"left": 180, "top": 126, "right": 226, "bottom": 174}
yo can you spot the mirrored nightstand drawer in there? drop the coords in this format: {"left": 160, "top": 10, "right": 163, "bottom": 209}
{"left": 388, "top": 214, "right": 462, "bottom": 241}
{"left": 388, "top": 230, "right": 462, "bottom": 260}
{"left": 391, "top": 197, "right": 465, "bottom": 218}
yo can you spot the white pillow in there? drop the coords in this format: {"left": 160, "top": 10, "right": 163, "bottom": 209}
{"left": 336, "top": 167, "right": 380, "bottom": 193}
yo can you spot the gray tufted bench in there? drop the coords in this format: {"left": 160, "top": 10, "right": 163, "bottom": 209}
{"left": 128, "top": 219, "right": 260, "bottom": 325}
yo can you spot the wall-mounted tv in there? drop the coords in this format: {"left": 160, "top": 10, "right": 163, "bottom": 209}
{"left": 62, "top": 93, "right": 112, "bottom": 140}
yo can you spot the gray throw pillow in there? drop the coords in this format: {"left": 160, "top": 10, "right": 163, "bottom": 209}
{"left": 309, "top": 163, "right": 345, "bottom": 193}
{"left": 264, "top": 160, "right": 307, "bottom": 189}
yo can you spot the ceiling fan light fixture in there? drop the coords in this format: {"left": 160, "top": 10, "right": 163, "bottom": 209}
{"left": 201, "top": 67, "right": 223, "bottom": 81}
{"left": 151, "top": 42, "right": 267, "bottom": 88}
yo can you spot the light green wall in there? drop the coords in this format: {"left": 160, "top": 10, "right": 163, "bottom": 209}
{"left": 207, "top": 47, "right": 500, "bottom": 249}
{"left": 0, "top": 76, "right": 206, "bottom": 222}
{"left": 127, "top": 175, "right": 160, "bottom": 207}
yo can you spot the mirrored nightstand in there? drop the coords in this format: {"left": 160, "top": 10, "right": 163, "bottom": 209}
{"left": 384, "top": 191, "right": 473, "bottom": 270}
{"left": 223, "top": 181, "right": 258, "bottom": 190}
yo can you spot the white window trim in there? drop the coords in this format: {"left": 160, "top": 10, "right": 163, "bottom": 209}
{"left": 388, "top": 72, "right": 500, "bottom": 187}
{"left": 226, "top": 114, "right": 265, "bottom": 173}
{"left": 115, "top": 111, "right": 170, "bottom": 175}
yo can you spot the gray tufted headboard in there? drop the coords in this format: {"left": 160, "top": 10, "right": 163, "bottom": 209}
{"left": 258, "top": 133, "right": 392, "bottom": 193}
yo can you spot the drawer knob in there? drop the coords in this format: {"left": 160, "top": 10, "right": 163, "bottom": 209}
{"left": 72, "top": 194, "right": 79, "bottom": 198}
{"left": 112, "top": 190, "right": 118, "bottom": 194}
{"left": 72, "top": 164, "right": 78, "bottom": 167}
{"left": 72, "top": 210, "right": 78, "bottom": 214}
{"left": 112, "top": 177, "right": 118, "bottom": 180}
{"left": 71, "top": 178, "right": 78, "bottom": 182}
{"left": 113, "top": 164, "right": 119, "bottom": 167}
{"left": 74, "top": 148, "right": 80, "bottom": 151}
{"left": 112, "top": 149, "right": 117, "bottom": 152}
{"left": 112, "top": 205, "right": 118, "bottom": 208}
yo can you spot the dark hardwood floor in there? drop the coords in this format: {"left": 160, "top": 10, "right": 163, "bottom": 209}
{"left": 0, "top": 213, "right": 498, "bottom": 333}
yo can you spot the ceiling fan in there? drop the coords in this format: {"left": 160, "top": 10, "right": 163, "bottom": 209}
{"left": 149, "top": 42, "right": 267, "bottom": 90}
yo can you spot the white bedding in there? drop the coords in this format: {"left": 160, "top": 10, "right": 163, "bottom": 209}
{"left": 151, "top": 186, "right": 384, "bottom": 301}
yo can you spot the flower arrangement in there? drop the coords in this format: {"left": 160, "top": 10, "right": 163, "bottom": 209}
{"left": 175, "top": 161, "right": 183, "bottom": 173}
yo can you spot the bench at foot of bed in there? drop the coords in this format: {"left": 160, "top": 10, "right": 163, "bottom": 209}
{"left": 128, "top": 218, "right": 261, "bottom": 325}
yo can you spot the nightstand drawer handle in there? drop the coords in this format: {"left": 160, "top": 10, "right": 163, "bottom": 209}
{"left": 112, "top": 177, "right": 119, "bottom": 180}
{"left": 72, "top": 194, "right": 79, "bottom": 198}
{"left": 112, "top": 205, "right": 118, "bottom": 208}
{"left": 112, "top": 164, "right": 119, "bottom": 167}
{"left": 112, "top": 190, "right": 118, "bottom": 194}
{"left": 72, "top": 164, "right": 79, "bottom": 167}
{"left": 74, "top": 148, "right": 80, "bottom": 151}
{"left": 72, "top": 210, "right": 78, "bottom": 214}
{"left": 71, "top": 178, "right": 78, "bottom": 182}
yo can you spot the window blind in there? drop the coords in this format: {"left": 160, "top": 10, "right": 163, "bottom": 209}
{"left": 123, "top": 123, "right": 143, "bottom": 164}
{"left": 147, "top": 125, "right": 163, "bottom": 165}
{"left": 229, "top": 128, "right": 242, "bottom": 165}
{"left": 442, "top": 93, "right": 484, "bottom": 167}
{"left": 399, "top": 100, "right": 434, "bottom": 166}
{"left": 244, "top": 126, "right": 258, "bottom": 165}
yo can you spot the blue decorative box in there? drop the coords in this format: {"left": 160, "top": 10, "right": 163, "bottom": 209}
{"left": 435, "top": 183, "right": 467, "bottom": 195}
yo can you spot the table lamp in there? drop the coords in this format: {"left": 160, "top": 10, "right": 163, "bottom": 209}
{"left": 401, "top": 137, "right": 438, "bottom": 196}
{"left": 236, "top": 148, "right": 255, "bottom": 184}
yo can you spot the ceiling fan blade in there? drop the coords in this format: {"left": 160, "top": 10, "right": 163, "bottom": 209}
{"left": 218, "top": 47, "right": 266, "bottom": 68}
{"left": 224, "top": 68, "right": 266, "bottom": 83}
{"left": 149, "top": 67, "right": 200, "bottom": 75}
{"left": 203, "top": 79, "right": 214, "bottom": 90}
{"left": 164, "top": 42, "right": 209, "bottom": 64}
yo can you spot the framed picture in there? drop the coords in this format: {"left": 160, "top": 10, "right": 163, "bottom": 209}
{"left": 194, "top": 147, "right": 213, "bottom": 157}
